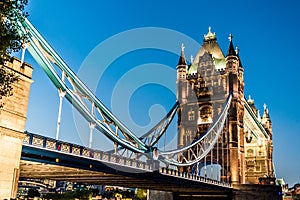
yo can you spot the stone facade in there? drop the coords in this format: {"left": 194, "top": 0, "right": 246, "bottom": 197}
{"left": 244, "top": 99, "right": 274, "bottom": 183}
{"left": 0, "top": 57, "right": 33, "bottom": 199}
{"left": 176, "top": 28, "right": 273, "bottom": 184}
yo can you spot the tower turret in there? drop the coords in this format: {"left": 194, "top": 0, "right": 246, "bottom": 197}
{"left": 226, "top": 34, "right": 246, "bottom": 183}
{"left": 261, "top": 103, "right": 274, "bottom": 177}
{"left": 176, "top": 43, "right": 188, "bottom": 104}
{"left": 262, "top": 103, "right": 272, "bottom": 135}
{"left": 177, "top": 44, "right": 188, "bottom": 149}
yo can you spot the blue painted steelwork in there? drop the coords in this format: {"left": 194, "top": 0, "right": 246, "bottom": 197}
{"left": 14, "top": 13, "right": 231, "bottom": 170}
{"left": 21, "top": 131, "right": 232, "bottom": 189}
{"left": 158, "top": 94, "right": 232, "bottom": 166}
{"left": 15, "top": 15, "right": 177, "bottom": 153}
{"left": 23, "top": 131, "right": 152, "bottom": 171}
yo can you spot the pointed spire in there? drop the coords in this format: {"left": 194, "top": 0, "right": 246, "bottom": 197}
{"left": 257, "top": 109, "right": 261, "bottom": 121}
{"left": 235, "top": 46, "right": 244, "bottom": 68}
{"left": 190, "top": 55, "right": 194, "bottom": 63}
{"left": 235, "top": 46, "right": 239, "bottom": 55}
{"left": 263, "top": 103, "right": 267, "bottom": 111}
{"left": 226, "top": 34, "right": 237, "bottom": 57}
{"left": 177, "top": 43, "right": 187, "bottom": 66}
{"left": 247, "top": 95, "right": 254, "bottom": 105}
{"left": 263, "top": 103, "right": 270, "bottom": 119}
{"left": 262, "top": 103, "right": 271, "bottom": 129}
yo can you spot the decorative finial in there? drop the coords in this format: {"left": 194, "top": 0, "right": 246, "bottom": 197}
{"left": 190, "top": 55, "right": 194, "bottom": 63}
{"left": 229, "top": 34, "right": 233, "bottom": 42}
{"left": 247, "top": 95, "right": 254, "bottom": 104}
{"left": 208, "top": 26, "right": 211, "bottom": 33}
{"left": 181, "top": 43, "right": 185, "bottom": 52}
{"left": 235, "top": 46, "right": 239, "bottom": 55}
{"left": 204, "top": 26, "right": 216, "bottom": 41}
{"left": 263, "top": 103, "right": 267, "bottom": 110}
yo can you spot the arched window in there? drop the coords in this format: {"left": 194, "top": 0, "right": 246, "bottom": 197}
{"left": 199, "top": 106, "right": 212, "bottom": 121}
{"left": 247, "top": 149, "right": 254, "bottom": 157}
{"left": 188, "top": 110, "right": 195, "bottom": 121}
{"left": 185, "top": 130, "right": 192, "bottom": 144}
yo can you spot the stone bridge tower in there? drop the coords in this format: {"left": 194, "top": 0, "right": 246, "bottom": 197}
{"left": 177, "top": 28, "right": 246, "bottom": 184}
{"left": 0, "top": 57, "right": 33, "bottom": 199}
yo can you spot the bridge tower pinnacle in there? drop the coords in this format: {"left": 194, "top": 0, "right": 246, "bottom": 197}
{"left": 176, "top": 44, "right": 188, "bottom": 150}
{"left": 0, "top": 57, "right": 33, "bottom": 199}
{"left": 225, "top": 34, "right": 245, "bottom": 184}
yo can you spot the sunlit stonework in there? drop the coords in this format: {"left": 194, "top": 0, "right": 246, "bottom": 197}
{"left": 176, "top": 27, "right": 273, "bottom": 184}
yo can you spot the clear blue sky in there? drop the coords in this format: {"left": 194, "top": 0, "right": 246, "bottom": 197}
{"left": 21, "top": 0, "right": 300, "bottom": 186}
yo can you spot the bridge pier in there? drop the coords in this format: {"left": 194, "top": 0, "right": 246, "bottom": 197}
{"left": 0, "top": 58, "right": 32, "bottom": 199}
{"left": 0, "top": 129, "right": 25, "bottom": 199}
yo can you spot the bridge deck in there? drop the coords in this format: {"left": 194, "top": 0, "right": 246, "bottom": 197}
{"left": 20, "top": 160, "right": 231, "bottom": 194}
{"left": 21, "top": 143, "right": 232, "bottom": 194}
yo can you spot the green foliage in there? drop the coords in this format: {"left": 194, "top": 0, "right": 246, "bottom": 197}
{"left": 0, "top": 0, "right": 27, "bottom": 106}
{"left": 0, "top": 0, "right": 28, "bottom": 62}
{"left": 135, "top": 188, "right": 147, "bottom": 200}
{"left": 0, "top": 66, "right": 19, "bottom": 107}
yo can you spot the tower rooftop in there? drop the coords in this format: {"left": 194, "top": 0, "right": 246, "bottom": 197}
{"left": 204, "top": 26, "right": 216, "bottom": 42}
{"left": 193, "top": 27, "right": 225, "bottom": 65}
{"left": 177, "top": 43, "right": 187, "bottom": 66}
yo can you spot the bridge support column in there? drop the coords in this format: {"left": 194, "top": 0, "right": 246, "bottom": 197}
{"left": 0, "top": 129, "right": 25, "bottom": 199}
{"left": 0, "top": 57, "right": 33, "bottom": 199}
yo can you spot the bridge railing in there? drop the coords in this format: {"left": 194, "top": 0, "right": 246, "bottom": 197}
{"left": 23, "top": 131, "right": 153, "bottom": 171}
{"left": 22, "top": 132, "right": 232, "bottom": 188}
{"left": 159, "top": 167, "right": 232, "bottom": 188}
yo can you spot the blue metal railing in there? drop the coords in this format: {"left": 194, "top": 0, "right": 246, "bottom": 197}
{"left": 23, "top": 131, "right": 152, "bottom": 171}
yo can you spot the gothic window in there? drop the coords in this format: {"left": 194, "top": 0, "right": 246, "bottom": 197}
{"left": 185, "top": 130, "right": 192, "bottom": 144}
{"left": 247, "top": 149, "right": 254, "bottom": 157}
{"left": 246, "top": 160, "right": 255, "bottom": 172}
{"left": 247, "top": 160, "right": 255, "bottom": 167}
{"left": 199, "top": 106, "right": 213, "bottom": 123}
{"left": 188, "top": 110, "right": 195, "bottom": 121}
{"left": 178, "top": 69, "right": 186, "bottom": 79}
{"left": 200, "top": 106, "right": 212, "bottom": 117}
{"left": 256, "top": 166, "right": 260, "bottom": 172}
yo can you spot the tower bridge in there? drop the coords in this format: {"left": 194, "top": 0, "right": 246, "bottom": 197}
{"left": 0, "top": 12, "right": 282, "bottom": 200}
{"left": 20, "top": 132, "right": 231, "bottom": 194}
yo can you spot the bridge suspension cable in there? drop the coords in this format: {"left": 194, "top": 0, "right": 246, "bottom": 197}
{"left": 107, "top": 101, "right": 178, "bottom": 156}
{"left": 15, "top": 16, "right": 176, "bottom": 153}
{"left": 158, "top": 94, "right": 232, "bottom": 166}
{"left": 15, "top": 14, "right": 232, "bottom": 169}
